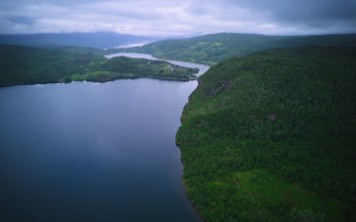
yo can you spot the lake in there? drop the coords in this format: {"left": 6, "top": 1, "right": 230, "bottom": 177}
{"left": 0, "top": 78, "right": 203, "bottom": 221}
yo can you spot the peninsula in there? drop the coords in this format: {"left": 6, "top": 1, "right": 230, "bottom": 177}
{"left": 0, "top": 45, "right": 198, "bottom": 87}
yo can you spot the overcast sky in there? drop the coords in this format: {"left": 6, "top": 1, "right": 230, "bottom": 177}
{"left": 1, "top": 0, "right": 355, "bottom": 36}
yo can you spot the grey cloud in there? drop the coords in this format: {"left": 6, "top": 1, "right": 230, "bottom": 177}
{"left": 0, "top": 0, "right": 355, "bottom": 36}
{"left": 227, "top": 0, "right": 356, "bottom": 29}
{"left": 8, "top": 17, "right": 36, "bottom": 25}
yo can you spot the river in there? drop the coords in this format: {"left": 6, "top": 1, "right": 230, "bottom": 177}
{"left": 104, "top": 52, "right": 210, "bottom": 77}
{"left": 0, "top": 54, "right": 209, "bottom": 222}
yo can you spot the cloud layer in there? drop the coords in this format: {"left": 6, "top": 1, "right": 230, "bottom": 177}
{"left": 0, "top": 0, "right": 355, "bottom": 36}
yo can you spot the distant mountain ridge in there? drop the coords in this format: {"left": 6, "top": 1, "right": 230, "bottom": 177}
{"left": 0, "top": 32, "right": 157, "bottom": 48}
{"left": 116, "top": 32, "right": 356, "bottom": 65}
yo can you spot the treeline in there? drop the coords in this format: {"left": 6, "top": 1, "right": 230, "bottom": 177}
{"left": 72, "top": 56, "right": 198, "bottom": 82}
{"left": 0, "top": 45, "right": 105, "bottom": 86}
{"left": 117, "top": 33, "right": 356, "bottom": 65}
{"left": 0, "top": 45, "right": 197, "bottom": 87}
{"left": 176, "top": 47, "right": 356, "bottom": 221}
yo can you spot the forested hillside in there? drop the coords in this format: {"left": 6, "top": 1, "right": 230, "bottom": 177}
{"left": 118, "top": 33, "right": 356, "bottom": 65}
{"left": 0, "top": 45, "right": 197, "bottom": 87}
{"left": 176, "top": 47, "right": 356, "bottom": 222}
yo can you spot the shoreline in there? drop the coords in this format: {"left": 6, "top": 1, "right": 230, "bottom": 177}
{"left": 1, "top": 50, "right": 211, "bottom": 222}
{"left": 105, "top": 52, "right": 210, "bottom": 77}
{"left": 0, "top": 75, "right": 197, "bottom": 89}
{"left": 176, "top": 140, "right": 209, "bottom": 222}
{"left": 175, "top": 64, "right": 210, "bottom": 222}
{"left": 0, "top": 51, "right": 207, "bottom": 89}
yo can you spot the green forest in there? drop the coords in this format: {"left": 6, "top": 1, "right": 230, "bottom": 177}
{"left": 1, "top": 33, "right": 356, "bottom": 222}
{"left": 176, "top": 47, "right": 356, "bottom": 222}
{"left": 117, "top": 33, "right": 356, "bottom": 65}
{"left": 0, "top": 45, "right": 197, "bottom": 87}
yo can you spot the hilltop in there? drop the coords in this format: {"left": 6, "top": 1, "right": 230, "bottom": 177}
{"left": 177, "top": 47, "right": 356, "bottom": 221}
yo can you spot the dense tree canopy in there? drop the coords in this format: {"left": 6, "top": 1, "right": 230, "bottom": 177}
{"left": 177, "top": 47, "right": 356, "bottom": 222}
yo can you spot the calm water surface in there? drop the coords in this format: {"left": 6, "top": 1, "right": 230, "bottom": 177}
{"left": 0, "top": 79, "right": 202, "bottom": 222}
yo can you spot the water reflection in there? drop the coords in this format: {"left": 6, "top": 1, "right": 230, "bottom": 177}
{"left": 0, "top": 79, "right": 202, "bottom": 222}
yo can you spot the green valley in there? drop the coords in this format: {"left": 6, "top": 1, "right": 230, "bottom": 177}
{"left": 176, "top": 47, "right": 356, "bottom": 221}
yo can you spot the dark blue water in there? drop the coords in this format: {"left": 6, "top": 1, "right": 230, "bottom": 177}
{"left": 0, "top": 79, "right": 201, "bottom": 222}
